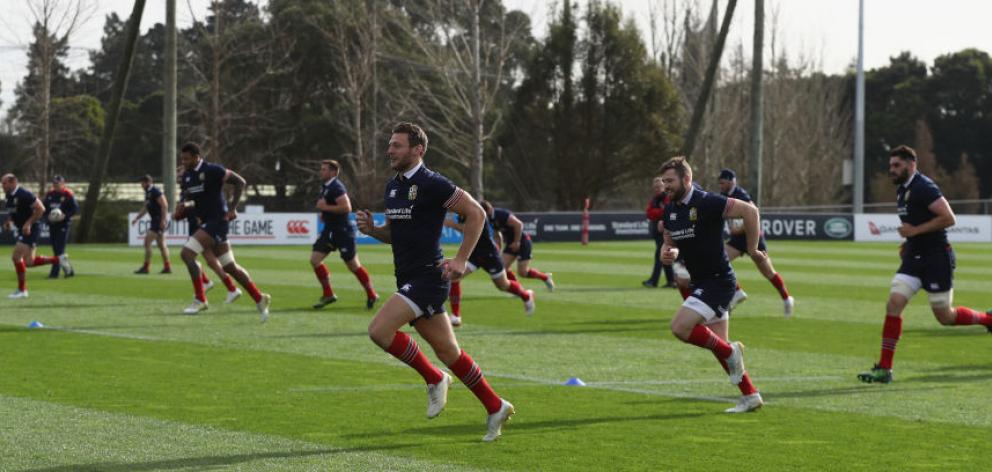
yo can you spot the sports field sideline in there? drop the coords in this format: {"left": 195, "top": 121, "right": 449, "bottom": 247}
{"left": 1, "top": 240, "right": 990, "bottom": 471}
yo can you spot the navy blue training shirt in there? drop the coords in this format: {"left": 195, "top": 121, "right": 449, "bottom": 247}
{"left": 457, "top": 213, "right": 500, "bottom": 256}
{"left": 722, "top": 185, "right": 752, "bottom": 204}
{"left": 384, "top": 165, "right": 465, "bottom": 277}
{"left": 5, "top": 186, "right": 38, "bottom": 227}
{"left": 897, "top": 172, "right": 948, "bottom": 253}
{"left": 145, "top": 186, "right": 164, "bottom": 219}
{"left": 177, "top": 178, "right": 191, "bottom": 219}
{"left": 320, "top": 178, "right": 350, "bottom": 230}
{"left": 44, "top": 188, "right": 78, "bottom": 222}
{"left": 182, "top": 161, "right": 229, "bottom": 222}
{"left": 490, "top": 207, "right": 529, "bottom": 243}
{"left": 663, "top": 187, "right": 736, "bottom": 282}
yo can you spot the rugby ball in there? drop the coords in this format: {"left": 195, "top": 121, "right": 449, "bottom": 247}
{"left": 48, "top": 208, "right": 65, "bottom": 223}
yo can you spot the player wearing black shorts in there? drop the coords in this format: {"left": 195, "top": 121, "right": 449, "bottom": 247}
{"left": 310, "top": 159, "right": 378, "bottom": 310}
{"left": 132, "top": 175, "right": 172, "bottom": 274}
{"left": 178, "top": 143, "right": 270, "bottom": 319}
{"left": 858, "top": 146, "right": 992, "bottom": 384}
{"left": 174, "top": 167, "right": 242, "bottom": 304}
{"left": 3, "top": 174, "right": 59, "bottom": 298}
{"left": 42, "top": 175, "right": 77, "bottom": 278}
{"left": 356, "top": 122, "right": 513, "bottom": 441}
{"left": 480, "top": 201, "right": 555, "bottom": 291}
{"left": 443, "top": 212, "right": 535, "bottom": 327}
{"left": 718, "top": 169, "right": 794, "bottom": 317}
{"left": 659, "top": 157, "right": 764, "bottom": 413}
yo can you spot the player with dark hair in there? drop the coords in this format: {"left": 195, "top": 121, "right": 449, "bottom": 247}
{"left": 42, "top": 174, "right": 77, "bottom": 278}
{"left": 717, "top": 168, "right": 794, "bottom": 317}
{"left": 178, "top": 142, "right": 270, "bottom": 319}
{"left": 173, "top": 166, "right": 242, "bottom": 305}
{"left": 443, "top": 212, "right": 535, "bottom": 327}
{"left": 659, "top": 157, "right": 764, "bottom": 413}
{"left": 310, "top": 159, "right": 379, "bottom": 309}
{"left": 356, "top": 122, "right": 514, "bottom": 441}
{"left": 479, "top": 200, "right": 555, "bottom": 291}
{"left": 132, "top": 174, "right": 172, "bottom": 274}
{"left": 858, "top": 145, "right": 992, "bottom": 384}
{"left": 3, "top": 174, "right": 60, "bottom": 298}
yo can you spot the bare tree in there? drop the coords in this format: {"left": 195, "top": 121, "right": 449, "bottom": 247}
{"left": 391, "top": 0, "right": 528, "bottom": 198}
{"left": 647, "top": 0, "right": 690, "bottom": 77}
{"left": 20, "top": 0, "right": 94, "bottom": 192}
{"left": 304, "top": 0, "right": 393, "bottom": 207}
{"left": 182, "top": 0, "right": 293, "bottom": 176}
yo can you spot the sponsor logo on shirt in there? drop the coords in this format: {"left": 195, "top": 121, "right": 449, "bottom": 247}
{"left": 385, "top": 207, "right": 413, "bottom": 220}
{"left": 669, "top": 227, "right": 696, "bottom": 241}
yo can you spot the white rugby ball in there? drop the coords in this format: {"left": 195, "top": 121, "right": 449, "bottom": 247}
{"left": 48, "top": 208, "right": 65, "bottom": 223}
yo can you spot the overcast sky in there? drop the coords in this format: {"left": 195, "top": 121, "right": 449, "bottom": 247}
{"left": 3, "top": 0, "right": 991, "bottom": 116}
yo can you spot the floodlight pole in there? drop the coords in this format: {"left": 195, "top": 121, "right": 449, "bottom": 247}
{"left": 853, "top": 0, "right": 865, "bottom": 213}
{"left": 748, "top": 0, "right": 764, "bottom": 206}
{"left": 163, "top": 0, "right": 177, "bottom": 208}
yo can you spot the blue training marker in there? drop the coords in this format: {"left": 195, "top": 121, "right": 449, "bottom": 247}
{"left": 563, "top": 377, "right": 586, "bottom": 386}
{"left": 27, "top": 321, "right": 44, "bottom": 329}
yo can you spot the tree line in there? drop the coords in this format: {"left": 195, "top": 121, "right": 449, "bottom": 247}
{"left": 2, "top": 0, "right": 990, "bottom": 212}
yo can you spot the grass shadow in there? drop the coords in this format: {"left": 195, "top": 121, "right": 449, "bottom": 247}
{"left": 397, "top": 411, "right": 707, "bottom": 438}
{"left": 267, "top": 331, "right": 369, "bottom": 339}
{"left": 768, "top": 383, "right": 948, "bottom": 400}
{"left": 23, "top": 444, "right": 415, "bottom": 472}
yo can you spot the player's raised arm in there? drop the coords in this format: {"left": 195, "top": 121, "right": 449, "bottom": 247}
{"left": 155, "top": 192, "right": 169, "bottom": 228}
{"left": 507, "top": 213, "right": 524, "bottom": 251}
{"left": 317, "top": 193, "right": 352, "bottom": 214}
{"left": 356, "top": 209, "right": 391, "bottom": 244}
{"left": 724, "top": 198, "right": 763, "bottom": 264}
{"left": 661, "top": 229, "right": 678, "bottom": 265}
{"left": 446, "top": 193, "right": 484, "bottom": 281}
{"left": 223, "top": 170, "right": 246, "bottom": 220}
{"left": 24, "top": 199, "right": 45, "bottom": 235}
{"left": 900, "top": 197, "right": 956, "bottom": 238}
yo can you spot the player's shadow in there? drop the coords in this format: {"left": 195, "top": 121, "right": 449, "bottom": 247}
{"left": 22, "top": 444, "right": 414, "bottom": 472}
{"left": 768, "top": 383, "right": 948, "bottom": 400}
{"left": 463, "top": 326, "right": 650, "bottom": 337}
{"left": 904, "top": 328, "right": 992, "bottom": 337}
{"left": 903, "top": 371, "right": 992, "bottom": 384}
{"left": 398, "top": 411, "right": 707, "bottom": 438}
{"left": 570, "top": 318, "right": 661, "bottom": 326}
{"left": 919, "top": 363, "right": 992, "bottom": 372}
{"left": 553, "top": 287, "right": 647, "bottom": 293}
{"left": 267, "top": 331, "right": 369, "bottom": 339}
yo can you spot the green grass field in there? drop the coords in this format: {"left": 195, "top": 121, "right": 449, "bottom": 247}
{"left": 1, "top": 240, "right": 991, "bottom": 471}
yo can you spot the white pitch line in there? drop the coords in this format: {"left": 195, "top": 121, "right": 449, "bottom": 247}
{"left": 49, "top": 326, "right": 163, "bottom": 342}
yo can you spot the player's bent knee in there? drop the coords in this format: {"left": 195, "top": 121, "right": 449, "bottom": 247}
{"left": 928, "top": 290, "right": 953, "bottom": 311}
{"left": 217, "top": 251, "right": 235, "bottom": 267}
{"left": 183, "top": 238, "right": 204, "bottom": 255}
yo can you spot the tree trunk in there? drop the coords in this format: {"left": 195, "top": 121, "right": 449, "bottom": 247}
{"left": 78, "top": 0, "right": 147, "bottom": 242}
{"left": 680, "top": 0, "right": 738, "bottom": 159}
{"left": 162, "top": 0, "right": 178, "bottom": 208}
{"left": 210, "top": 0, "right": 222, "bottom": 162}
